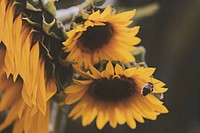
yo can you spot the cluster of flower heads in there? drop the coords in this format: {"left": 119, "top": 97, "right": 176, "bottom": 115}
{"left": 63, "top": 5, "right": 168, "bottom": 130}
{"left": 0, "top": 0, "right": 168, "bottom": 133}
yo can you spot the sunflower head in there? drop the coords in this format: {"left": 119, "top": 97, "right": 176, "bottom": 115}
{"left": 65, "top": 62, "right": 168, "bottom": 129}
{"left": 63, "top": 6, "right": 141, "bottom": 68}
{"left": 0, "top": 0, "right": 66, "bottom": 132}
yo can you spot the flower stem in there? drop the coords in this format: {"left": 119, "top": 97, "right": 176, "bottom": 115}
{"left": 56, "top": 0, "right": 107, "bottom": 22}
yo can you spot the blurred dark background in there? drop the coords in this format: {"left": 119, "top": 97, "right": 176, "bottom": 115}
{"left": 2, "top": 0, "right": 200, "bottom": 133}
{"left": 55, "top": 0, "right": 200, "bottom": 133}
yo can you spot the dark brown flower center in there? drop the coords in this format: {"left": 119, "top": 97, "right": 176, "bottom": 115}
{"left": 88, "top": 76, "right": 136, "bottom": 101}
{"left": 77, "top": 23, "right": 113, "bottom": 52}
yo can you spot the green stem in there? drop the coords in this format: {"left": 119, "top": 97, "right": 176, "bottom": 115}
{"left": 56, "top": 0, "right": 107, "bottom": 22}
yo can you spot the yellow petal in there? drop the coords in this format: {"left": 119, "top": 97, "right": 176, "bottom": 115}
{"left": 37, "top": 60, "right": 47, "bottom": 116}
{"left": 0, "top": 81, "right": 22, "bottom": 111}
{"left": 114, "top": 9, "right": 136, "bottom": 21}
{"left": 123, "top": 68, "right": 137, "bottom": 77}
{"left": 65, "top": 85, "right": 88, "bottom": 94}
{"left": 108, "top": 105, "right": 117, "bottom": 128}
{"left": 100, "top": 6, "right": 111, "bottom": 19}
{"left": 0, "top": 99, "right": 21, "bottom": 131}
{"left": 105, "top": 61, "right": 114, "bottom": 79}
{"left": 89, "top": 10, "right": 100, "bottom": 21}
{"left": 124, "top": 109, "right": 136, "bottom": 129}
{"left": 153, "top": 87, "right": 168, "bottom": 93}
{"left": 143, "top": 96, "right": 169, "bottom": 113}
{"left": 84, "top": 105, "right": 98, "bottom": 126}
{"left": 89, "top": 64, "right": 101, "bottom": 79}
{"left": 115, "top": 64, "right": 124, "bottom": 75}
{"left": 46, "top": 79, "right": 57, "bottom": 101}
{"left": 115, "top": 106, "right": 126, "bottom": 125}
{"left": 129, "top": 26, "right": 140, "bottom": 36}
{"left": 84, "top": 20, "right": 94, "bottom": 27}
{"left": 96, "top": 111, "right": 107, "bottom": 129}
{"left": 72, "top": 64, "right": 93, "bottom": 79}
{"left": 13, "top": 120, "right": 24, "bottom": 133}
{"left": 65, "top": 88, "right": 87, "bottom": 104}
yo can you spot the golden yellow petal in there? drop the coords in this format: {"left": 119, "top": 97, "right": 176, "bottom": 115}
{"left": 84, "top": 105, "right": 98, "bottom": 126}
{"left": 66, "top": 30, "right": 77, "bottom": 38}
{"left": 113, "top": 9, "right": 136, "bottom": 21}
{"left": 0, "top": 0, "right": 7, "bottom": 40}
{"left": 100, "top": 6, "right": 111, "bottom": 19}
{"left": 0, "top": 81, "right": 22, "bottom": 111}
{"left": 72, "top": 64, "right": 93, "bottom": 79}
{"left": 105, "top": 61, "right": 114, "bottom": 79}
{"left": 96, "top": 110, "right": 108, "bottom": 129}
{"left": 115, "top": 64, "right": 124, "bottom": 75}
{"left": 72, "top": 108, "right": 85, "bottom": 120}
{"left": 130, "top": 107, "right": 145, "bottom": 123}
{"left": 153, "top": 87, "right": 168, "bottom": 93}
{"left": 12, "top": 14, "right": 23, "bottom": 81}
{"left": 123, "top": 68, "right": 137, "bottom": 77}
{"left": 37, "top": 59, "right": 47, "bottom": 116}
{"left": 129, "top": 26, "right": 140, "bottom": 36}
{"left": 145, "top": 94, "right": 163, "bottom": 105}
{"left": 89, "top": 64, "right": 102, "bottom": 79}
{"left": 65, "top": 88, "right": 87, "bottom": 104}
{"left": 67, "top": 46, "right": 82, "bottom": 63}
{"left": 13, "top": 120, "right": 24, "bottom": 133}
{"left": 88, "top": 10, "right": 100, "bottom": 21}
{"left": 73, "top": 32, "right": 83, "bottom": 40}
{"left": 108, "top": 105, "right": 117, "bottom": 128}
{"left": 132, "top": 37, "right": 141, "bottom": 45}
{"left": 0, "top": 72, "right": 13, "bottom": 93}
{"left": 46, "top": 79, "right": 57, "bottom": 101}
{"left": 20, "top": 30, "right": 31, "bottom": 82}
{"left": 151, "top": 78, "right": 166, "bottom": 87}
{"left": 73, "top": 79, "right": 93, "bottom": 86}
{"left": 0, "top": 99, "right": 21, "bottom": 131}
{"left": 124, "top": 100, "right": 145, "bottom": 123}
{"left": 124, "top": 108, "right": 136, "bottom": 129}
{"left": 84, "top": 20, "right": 94, "bottom": 27}
{"left": 93, "top": 21, "right": 105, "bottom": 26}
{"left": 68, "top": 102, "right": 85, "bottom": 118}
{"left": 143, "top": 96, "right": 169, "bottom": 113}
{"left": 142, "top": 68, "right": 156, "bottom": 77}
{"left": 114, "top": 106, "right": 126, "bottom": 125}
{"left": 27, "top": 42, "right": 40, "bottom": 97}
{"left": 65, "top": 84, "right": 88, "bottom": 94}
{"left": 18, "top": 100, "right": 26, "bottom": 119}
{"left": 135, "top": 98, "right": 158, "bottom": 120}
{"left": 21, "top": 86, "right": 32, "bottom": 107}
{"left": 82, "top": 99, "right": 97, "bottom": 126}
{"left": 37, "top": 102, "right": 50, "bottom": 133}
{"left": 2, "top": 4, "right": 14, "bottom": 48}
{"left": 30, "top": 106, "right": 39, "bottom": 117}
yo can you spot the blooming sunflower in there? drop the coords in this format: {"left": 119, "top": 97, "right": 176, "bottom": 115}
{"left": 63, "top": 6, "right": 141, "bottom": 68}
{"left": 65, "top": 62, "right": 168, "bottom": 129}
{"left": 0, "top": 1, "right": 57, "bottom": 133}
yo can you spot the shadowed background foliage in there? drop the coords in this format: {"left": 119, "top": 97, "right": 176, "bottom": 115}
{"left": 2, "top": 0, "right": 200, "bottom": 133}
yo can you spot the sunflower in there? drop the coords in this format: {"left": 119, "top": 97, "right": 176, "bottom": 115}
{"left": 63, "top": 6, "right": 141, "bottom": 68}
{"left": 0, "top": 1, "right": 57, "bottom": 133}
{"left": 65, "top": 62, "right": 168, "bottom": 129}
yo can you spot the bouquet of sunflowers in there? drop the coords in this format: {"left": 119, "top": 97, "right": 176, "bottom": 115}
{"left": 0, "top": 0, "right": 168, "bottom": 133}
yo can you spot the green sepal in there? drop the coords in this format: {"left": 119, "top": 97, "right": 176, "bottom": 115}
{"left": 131, "top": 46, "right": 146, "bottom": 64}
{"left": 26, "top": 1, "right": 42, "bottom": 11}
{"left": 41, "top": 0, "right": 57, "bottom": 16}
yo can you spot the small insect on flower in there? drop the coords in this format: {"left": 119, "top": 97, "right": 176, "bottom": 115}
{"left": 141, "top": 82, "right": 154, "bottom": 96}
